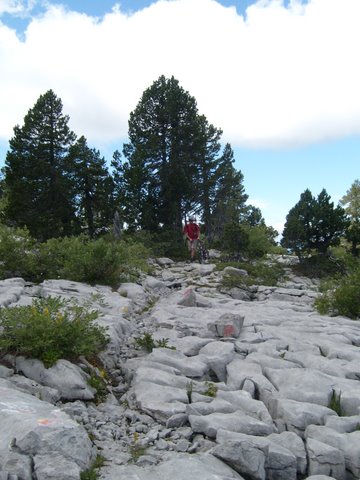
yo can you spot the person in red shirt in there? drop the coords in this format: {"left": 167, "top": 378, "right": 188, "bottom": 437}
{"left": 183, "top": 216, "right": 200, "bottom": 262}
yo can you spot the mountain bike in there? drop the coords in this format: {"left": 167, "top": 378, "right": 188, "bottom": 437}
{"left": 197, "top": 239, "right": 209, "bottom": 264}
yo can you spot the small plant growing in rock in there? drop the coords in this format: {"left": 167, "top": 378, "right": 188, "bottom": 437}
{"left": 186, "top": 381, "right": 193, "bottom": 403}
{"left": 328, "top": 390, "right": 342, "bottom": 416}
{"left": 87, "top": 371, "right": 109, "bottom": 404}
{"left": 0, "top": 296, "right": 109, "bottom": 367}
{"left": 129, "top": 432, "right": 147, "bottom": 462}
{"left": 134, "top": 334, "right": 176, "bottom": 352}
{"left": 80, "top": 455, "right": 105, "bottom": 480}
{"left": 135, "top": 333, "right": 156, "bottom": 352}
{"left": 204, "top": 381, "right": 218, "bottom": 397}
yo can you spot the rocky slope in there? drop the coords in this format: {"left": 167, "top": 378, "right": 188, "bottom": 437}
{"left": 0, "top": 256, "right": 359, "bottom": 480}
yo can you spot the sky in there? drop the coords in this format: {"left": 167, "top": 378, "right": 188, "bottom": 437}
{"left": 0, "top": 0, "right": 359, "bottom": 236}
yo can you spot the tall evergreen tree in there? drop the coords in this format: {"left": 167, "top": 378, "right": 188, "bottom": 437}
{"left": 122, "top": 75, "right": 201, "bottom": 231}
{"left": 194, "top": 115, "right": 223, "bottom": 235}
{"left": 4, "top": 90, "right": 76, "bottom": 240}
{"left": 210, "top": 143, "right": 248, "bottom": 241}
{"left": 68, "top": 136, "right": 115, "bottom": 237}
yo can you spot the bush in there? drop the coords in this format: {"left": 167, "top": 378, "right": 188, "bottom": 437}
{"left": 0, "top": 296, "right": 109, "bottom": 367}
{"left": 0, "top": 226, "right": 151, "bottom": 286}
{"left": 222, "top": 223, "right": 275, "bottom": 260}
{"left": 292, "top": 254, "right": 347, "bottom": 279}
{"left": 38, "top": 235, "right": 150, "bottom": 286}
{"left": 218, "top": 259, "right": 285, "bottom": 288}
{"left": 0, "top": 225, "right": 40, "bottom": 279}
{"left": 127, "top": 229, "right": 188, "bottom": 260}
{"left": 315, "top": 263, "right": 360, "bottom": 319}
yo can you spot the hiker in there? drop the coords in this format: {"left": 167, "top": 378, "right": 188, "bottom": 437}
{"left": 183, "top": 216, "right": 200, "bottom": 262}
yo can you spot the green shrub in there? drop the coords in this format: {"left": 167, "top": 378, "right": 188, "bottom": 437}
{"left": 222, "top": 223, "right": 276, "bottom": 260}
{"left": 292, "top": 254, "right": 347, "bottom": 279}
{"left": 127, "top": 229, "right": 188, "bottom": 260}
{"left": 0, "top": 296, "right": 109, "bottom": 367}
{"left": 244, "top": 225, "right": 276, "bottom": 259}
{"left": 315, "top": 264, "right": 360, "bottom": 319}
{"left": 0, "top": 225, "right": 40, "bottom": 280}
{"left": 39, "top": 235, "right": 150, "bottom": 287}
{"left": 204, "top": 381, "right": 218, "bottom": 397}
{"left": 219, "top": 259, "right": 285, "bottom": 288}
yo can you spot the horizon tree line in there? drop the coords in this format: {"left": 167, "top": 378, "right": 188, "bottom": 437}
{"left": 0, "top": 75, "right": 358, "bottom": 257}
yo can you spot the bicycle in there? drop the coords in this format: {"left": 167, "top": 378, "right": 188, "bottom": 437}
{"left": 196, "top": 239, "right": 209, "bottom": 264}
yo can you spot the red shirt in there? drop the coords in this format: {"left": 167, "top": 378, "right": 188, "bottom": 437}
{"left": 183, "top": 222, "right": 200, "bottom": 240}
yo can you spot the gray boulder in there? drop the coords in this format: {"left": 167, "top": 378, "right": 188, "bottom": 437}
{"left": 268, "top": 397, "right": 336, "bottom": 437}
{"left": 208, "top": 313, "right": 244, "bottom": 338}
{"left": 98, "top": 452, "right": 245, "bottom": 479}
{"left": 0, "top": 380, "right": 93, "bottom": 470}
{"left": 33, "top": 453, "right": 81, "bottom": 480}
{"left": 213, "top": 429, "right": 269, "bottom": 480}
{"left": 189, "top": 411, "right": 274, "bottom": 438}
{"left": 15, "top": 357, "right": 95, "bottom": 400}
{"left": 305, "top": 425, "right": 360, "bottom": 479}
{"left": 306, "top": 438, "right": 346, "bottom": 480}
{"left": 199, "top": 341, "right": 235, "bottom": 382}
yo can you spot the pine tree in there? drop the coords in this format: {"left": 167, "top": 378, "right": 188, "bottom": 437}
{"left": 281, "top": 189, "right": 348, "bottom": 256}
{"left": 340, "top": 179, "right": 360, "bottom": 255}
{"left": 4, "top": 90, "right": 77, "bottom": 240}
{"left": 68, "top": 136, "right": 115, "bottom": 237}
{"left": 210, "top": 143, "right": 248, "bottom": 242}
{"left": 122, "top": 75, "right": 201, "bottom": 231}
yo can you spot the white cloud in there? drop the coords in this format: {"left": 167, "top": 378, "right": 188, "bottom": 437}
{"left": 1, "top": 0, "right": 360, "bottom": 148}
{"left": 0, "top": 0, "right": 35, "bottom": 16}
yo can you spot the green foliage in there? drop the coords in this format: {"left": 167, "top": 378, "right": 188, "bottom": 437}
{"left": 219, "top": 259, "right": 285, "bottom": 288}
{"left": 0, "top": 296, "right": 108, "bottom": 367}
{"left": 315, "top": 261, "right": 360, "bottom": 319}
{"left": 87, "top": 371, "right": 109, "bottom": 404}
{"left": 128, "top": 229, "right": 188, "bottom": 260}
{"left": 340, "top": 179, "right": 360, "bottom": 219}
{"left": 186, "top": 381, "right": 193, "bottom": 403}
{"left": 80, "top": 455, "right": 105, "bottom": 480}
{"left": 0, "top": 224, "right": 40, "bottom": 279}
{"left": 4, "top": 90, "right": 77, "bottom": 240}
{"left": 120, "top": 75, "right": 248, "bottom": 235}
{"left": 292, "top": 254, "right": 347, "bottom": 279}
{"left": 68, "top": 136, "right": 115, "bottom": 238}
{"left": 204, "top": 381, "right": 218, "bottom": 397}
{"left": 222, "top": 223, "right": 249, "bottom": 257}
{"left": 222, "top": 223, "right": 275, "bottom": 259}
{"left": 328, "top": 390, "right": 342, "bottom": 416}
{"left": 282, "top": 188, "right": 348, "bottom": 257}
{"left": 38, "top": 235, "right": 150, "bottom": 286}
{"left": 129, "top": 433, "right": 147, "bottom": 462}
{"left": 244, "top": 225, "right": 277, "bottom": 258}
{"left": 135, "top": 333, "right": 175, "bottom": 352}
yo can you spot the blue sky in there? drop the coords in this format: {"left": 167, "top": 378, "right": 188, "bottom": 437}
{"left": 0, "top": 0, "right": 359, "bottom": 235}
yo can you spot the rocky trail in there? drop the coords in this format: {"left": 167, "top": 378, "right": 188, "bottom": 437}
{"left": 0, "top": 256, "right": 360, "bottom": 480}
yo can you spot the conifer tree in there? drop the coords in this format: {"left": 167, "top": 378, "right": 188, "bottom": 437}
{"left": 340, "top": 179, "right": 360, "bottom": 255}
{"left": 122, "top": 75, "right": 201, "bottom": 231}
{"left": 210, "top": 143, "right": 248, "bottom": 241}
{"left": 4, "top": 90, "right": 76, "bottom": 240}
{"left": 282, "top": 188, "right": 348, "bottom": 257}
{"left": 68, "top": 136, "right": 115, "bottom": 237}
